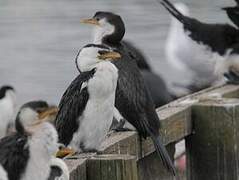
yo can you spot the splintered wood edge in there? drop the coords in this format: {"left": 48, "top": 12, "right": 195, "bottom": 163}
{"left": 66, "top": 84, "right": 239, "bottom": 176}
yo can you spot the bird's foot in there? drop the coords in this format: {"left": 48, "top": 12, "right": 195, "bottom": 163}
{"left": 56, "top": 147, "right": 76, "bottom": 158}
{"left": 224, "top": 70, "right": 239, "bottom": 85}
{"left": 110, "top": 118, "right": 133, "bottom": 132}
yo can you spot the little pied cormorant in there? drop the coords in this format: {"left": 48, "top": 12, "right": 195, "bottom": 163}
{"left": 0, "top": 86, "right": 16, "bottom": 138}
{"left": 0, "top": 118, "right": 59, "bottom": 180}
{"left": 161, "top": 0, "right": 239, "bottom": 85}
{"left": 80, "top": 12, "right": 177, "bottom": 175}
{"left": 55, "top": 44, "right": 120, "bottom": 153}
{"left": 15, "top": 100, "right": 69, "bottom": 180}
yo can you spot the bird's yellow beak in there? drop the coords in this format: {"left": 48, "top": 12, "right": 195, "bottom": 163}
{"left": 38, "top": 106, "right": 59, "bottom": 120}
{"left": 80, "top": 18, "right": 100, "bottom": 26}
{"left": 98, "top": 52, "right": 121, "bottom": 61}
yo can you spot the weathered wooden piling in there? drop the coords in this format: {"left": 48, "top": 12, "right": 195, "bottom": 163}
{"left": 87, "top": 155, "right": 138, "bottom": 180}
{"left": 64, "top": 85, "right": 239, "bottom": 180}
{"left": 186, "top": 98, "right": 239, "bottom": 180}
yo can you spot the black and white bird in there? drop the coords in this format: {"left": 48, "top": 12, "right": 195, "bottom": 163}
{"left": 55, "top": 44, "right": 120, "bottom": 153}
{"left": 80, "top": 12, "right": 177, "bottom": 175}
{"left": 161, "top": 0, "right": 239, "bottom": 85}
{"left": 0, "top": 118, "right": 59, "bottom": 180}
{"left": 0, "top": 86, "right": 16, "bottom": 138}
{"left": 165, "top": 3, "right": 219, "bottom": 97}
{"left": 0, "top": 164, "right": 8, "bottom": 180}
{"left": 222, "top": 0, "right": 239, "bottom": 28}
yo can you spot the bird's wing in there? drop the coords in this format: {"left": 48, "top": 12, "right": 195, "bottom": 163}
{"left": 162, "top": 0, "right": 239, "bottom": 55}
{"left": 122, "top": 40, "right": 152, "bottom": 71}
{"left": 55, "top": 69, "right": 95, "bottom": 146}
{"left": 0, "top": 133, "right": 29, "bottom": 180}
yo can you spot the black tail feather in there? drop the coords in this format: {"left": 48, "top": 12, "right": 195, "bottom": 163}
{"left": 151, "top": 134, "right": 177, "bottom": 176}
{"left": 160, "top": 0, "right": 186, "bottom": 25}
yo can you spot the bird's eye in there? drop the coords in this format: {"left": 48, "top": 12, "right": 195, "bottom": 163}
{"left": 96, "top": 17, "right": 100, "bottom": 21}
{"left": 98, "top": 50, "right": 108, "bottom": 55}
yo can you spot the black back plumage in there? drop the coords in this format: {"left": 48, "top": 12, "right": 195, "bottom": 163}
{"left": 161, "top": 0, "right": 239, "bottom": 56}
{"left": 0, "top": 127, "right": 29, "bottom": 180}
{"left": 93, "top": 10, "right": 177, "bottom": 174}
{"left": 55, "top": 69, "right": 96, "bottom": 146}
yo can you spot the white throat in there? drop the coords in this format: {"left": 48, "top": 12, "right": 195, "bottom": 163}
{"left": 93, "top": 19, "right": 115, "bottom": 44}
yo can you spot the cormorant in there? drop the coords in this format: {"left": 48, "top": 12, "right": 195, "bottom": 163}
{"left": 55, "top": 44, "right": 120, "bottom": 153}
{"left": 161, "top": 0, "right": 239, "bottom": 84}
{"left": 81, "top": 11, "right": 176, "bottom": 175}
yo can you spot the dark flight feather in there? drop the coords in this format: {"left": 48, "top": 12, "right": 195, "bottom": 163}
{"left": 55, "top": 69, "right": 96, "bottom": 146}
{"left": 0, "top": 132, "right": 29, "bottom": 180}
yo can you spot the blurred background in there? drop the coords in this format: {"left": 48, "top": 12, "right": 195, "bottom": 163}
{"left": 0, "top": 0, "right": 235, "bottom": 106}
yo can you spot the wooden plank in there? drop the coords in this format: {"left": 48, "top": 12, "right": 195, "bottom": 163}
{"left": 186, "top": 98, "right": 239, "bottom": 180}
{"left": 100, "top": 106, "right": 191, "bottom": 158}
{"left": 86, "top": 154, "right": 138, "bottom": 180}
{"left": 65, "top": 158, "right": 87, "bottom": 180}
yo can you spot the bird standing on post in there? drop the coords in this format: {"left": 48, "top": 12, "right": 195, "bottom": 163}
{"left": 55, "top": 44, "right": 120, "bottom": 153}
{"left": 0, "top": 86, "right": 16, "bottom": 138}
{"left": 80, "top": 12, "right": 177, "bottom": 175}
{"left": 161, "top": 0, "right": 239, "bottom": 84}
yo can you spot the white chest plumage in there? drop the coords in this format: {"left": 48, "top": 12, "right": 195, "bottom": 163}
{"left": 20, "top": 123, "right": 58, "bottom": 180}
{"left": 70, "top": 62, "right": 118, "bottom": 152}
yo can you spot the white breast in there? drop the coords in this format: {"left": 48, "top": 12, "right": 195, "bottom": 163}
{"left": 21, "top": 123, "right": 58, "bottom": 180}
{"left": 70, "top": 62, "right": 118, "bottom": 151}
{"left": 0, "top": 164, "right": 8, "bottom": 180}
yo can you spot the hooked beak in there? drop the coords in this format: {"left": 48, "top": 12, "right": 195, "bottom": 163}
{"left": 80, "top": 18, "right": 100, "bottom": 26}
{"left": 98, "top": 52, "right": 121, "bottom": 61}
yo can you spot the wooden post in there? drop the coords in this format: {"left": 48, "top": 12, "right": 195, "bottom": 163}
{"left": 186, "top": 98, "right": 239, "bottom": 180}
{"left": 86, "top": 154, "right": 138, "bottom": 180}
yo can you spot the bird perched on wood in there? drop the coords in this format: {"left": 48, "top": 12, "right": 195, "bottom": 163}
{"left": 222, "top": 0, "right": 239, "bottom": 28}
{"left": 0, "top": 164, "right": 8, "bottom": 180}
{"left": 16, "top": 100, "right": 58, "bottom": 128}
{"left": 80, "top": 12, "right": 177, "bottom": 175}
{"left": 165, "top": 3, "right": 219, "bottom": 97}
{"left": 161, "top": 0, "right": 239, "bottom": 85}
{"left": 55, "top": 44, "right": 120, "bottom": 153}
{"left": 0, "top": 118, "right": 59, "bottom": 180}
{"left": 0, "top": 85, "right": 16, "bottom": 138}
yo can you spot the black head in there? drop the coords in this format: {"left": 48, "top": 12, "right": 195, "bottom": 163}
{"left": 81, "top": 12, "right": 125, "bottom": 44}
{"left": 21, "top": 100, "right": 49, "bottom": 113}
{"left": 0, "top": 86, "right": 14, "bottom": 99}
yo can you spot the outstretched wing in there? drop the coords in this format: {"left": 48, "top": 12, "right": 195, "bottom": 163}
{"left": 55, "top": 69, "right": 95, "bottom": 146}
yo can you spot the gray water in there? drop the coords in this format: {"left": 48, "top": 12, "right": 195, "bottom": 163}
{"left": 0, "top": 0, "right": 235, "bottom": 106}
